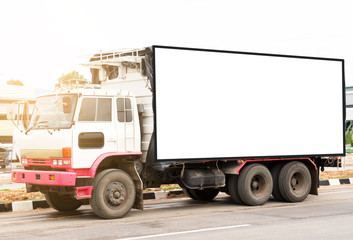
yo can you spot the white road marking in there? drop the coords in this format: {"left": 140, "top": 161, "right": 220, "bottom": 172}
{"left": 116, "top": 224, "right": 251, "bottom": 240}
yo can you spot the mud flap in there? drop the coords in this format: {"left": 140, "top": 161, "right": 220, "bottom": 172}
{"left": 124, "top": 162, "right": 144, "bottom": 210}
{"left": 309, "top": 163, "right": 318, "bottom": 195}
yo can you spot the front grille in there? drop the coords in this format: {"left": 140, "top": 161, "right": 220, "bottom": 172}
{"left": 28, "top": 159, "right": 51, "bottom": 166}
{"left": 25, "top": 166, "right": 66, "bottom": 172}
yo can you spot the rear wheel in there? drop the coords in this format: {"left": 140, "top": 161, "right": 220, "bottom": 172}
{"left": 182, "top": 188, "right": 219, "bottom": 201}
{"left": 271, "top": 163, "right": 285, "bottom": 201}
{"left": 237, "top": 164, "right": 273, "bottom": 206}
{"left": 278, "top": 161, "right": 311, "bottom": 202}
{"left": 45, "top": 192, "right": 82, "bottom": 212}
{"left": 228, "top": 175, "right": 243, "bottom": 204}
{"left": 90, "top": 169, "right": 136, "bottom": 219}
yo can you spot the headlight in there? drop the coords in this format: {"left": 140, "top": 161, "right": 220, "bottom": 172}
{"left": 52, "top": 159, "right": 58, "bottom": 165}
{"left": 63, "top": 160, "right": 71, "bottom": 165}
{"left": 22, "top": 158, "right": 27, "bottom": 164}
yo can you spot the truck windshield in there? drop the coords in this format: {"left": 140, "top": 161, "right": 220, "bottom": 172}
{"left": 29, "top": 94, "right": 78, "bottom": 129}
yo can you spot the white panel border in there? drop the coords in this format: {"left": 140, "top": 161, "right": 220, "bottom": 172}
{"left": 153, "top": 46, "right": 345, "bottom": 161}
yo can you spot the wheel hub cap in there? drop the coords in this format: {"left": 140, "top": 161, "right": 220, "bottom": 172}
{"left": 252, "top": 179, "right": 259, "bottom": 189}
{"left": 291, "top": 177, "right": 298, "bottom": 186}
{"left": 291, "top": 173, "right": 303, "bottom": 191}
{"left": 106, "top": 182, "right": 126, "bottom": 206}
{"left": 251, "top": 177, "right": 260, "bottom": 191}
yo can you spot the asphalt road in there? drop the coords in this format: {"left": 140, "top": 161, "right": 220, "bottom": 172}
{"left": 1, "top": 185, "right": 353, "bottom": 240}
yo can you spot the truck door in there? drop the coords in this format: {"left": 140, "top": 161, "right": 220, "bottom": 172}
{"left": 116, "top": 97, "right": 135, "bottom": 152}
{"left": 72, "top": 97, "right": 117, "bottom": 169}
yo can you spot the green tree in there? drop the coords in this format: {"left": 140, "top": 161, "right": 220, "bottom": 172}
{"left": 346, "top": 124, "right": 353, "bottom": 146}
{"left": 58, "top": 71, "right": 87, "bottom": 84}
{"left": 56, "top": 71, "right": 89, "bottom": 90}
{"left": 7, "top": 79, "right": 24, "bottom": 86}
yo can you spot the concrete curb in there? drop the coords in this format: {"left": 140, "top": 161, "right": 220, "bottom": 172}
{"left": 319, "top": 178, "right": 353, "bottom": 186}
{"left": 0, "top": 173, "right": 11, "bottom": 180}
{"left": 0, "top": 200, "right": 50, "bottom": 213}
{"left": 0, "top": 190, "right": 184, "bottom": 213}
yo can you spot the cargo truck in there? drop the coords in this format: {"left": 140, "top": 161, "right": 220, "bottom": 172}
{"left": 10, "top": 46, "right": 345, "bottom": 219}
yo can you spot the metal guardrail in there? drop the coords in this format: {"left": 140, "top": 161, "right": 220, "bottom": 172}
{"left": 80, "top": 48, "right": 146, "bottom": 64}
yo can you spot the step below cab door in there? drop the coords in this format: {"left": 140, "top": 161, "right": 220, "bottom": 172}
{"left": 72, "top": 97, "right": 117, "bottom": 169}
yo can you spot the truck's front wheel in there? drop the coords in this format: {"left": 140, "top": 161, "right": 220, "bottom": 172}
{"left": 90, "top": 169, "right": 136, "bottom": 219}
{"left": 45, "top": 192, "right": 82, "bottom": 212}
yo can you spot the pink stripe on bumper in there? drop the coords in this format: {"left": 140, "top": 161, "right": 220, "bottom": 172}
{"left": 12, "top": 170, "right": 76, "bottom": 186}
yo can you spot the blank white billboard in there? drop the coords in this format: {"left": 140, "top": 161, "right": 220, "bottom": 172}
{"left": 153, "top": 46, "right": 345, "bottom": 161}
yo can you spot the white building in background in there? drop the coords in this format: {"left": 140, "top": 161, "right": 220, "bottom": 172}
{"left": 0, "top": 85, "right": 37, "bottom": 144}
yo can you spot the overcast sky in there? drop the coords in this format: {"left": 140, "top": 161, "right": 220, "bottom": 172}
{"left": 0, "top": 0, "right": 352, "bottom": 90}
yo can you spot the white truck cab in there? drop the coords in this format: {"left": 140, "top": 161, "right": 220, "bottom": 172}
{"left": 12, "top": 48, "right": 152, "bottom": 218}
{"left": 18, "top": 89, "right": 141, "bottom": 166}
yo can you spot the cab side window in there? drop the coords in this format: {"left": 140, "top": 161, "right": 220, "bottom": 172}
{"left": 79, "top": 98, "right": 112, "bottom": 121}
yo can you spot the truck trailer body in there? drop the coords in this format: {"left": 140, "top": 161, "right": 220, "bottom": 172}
{"left": 11, "top": 46, "right": 345, "bottom": 218}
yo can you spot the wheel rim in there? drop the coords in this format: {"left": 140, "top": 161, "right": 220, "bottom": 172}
{"left": 290, "top": 172, "right": 305, "bottom": 193}
{"left": 105, "top": 182, "right": 126, "bottom": 207}
{"left": 250, "top": 174, "right": 266, "bottom": 197}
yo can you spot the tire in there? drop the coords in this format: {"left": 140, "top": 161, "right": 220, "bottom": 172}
{"left": 189, "top": 188, "right": 219, "bottom": 201}
{"left": 237, "top": 164, "right": 273, "bottom": 206}
{"left": 228, "top": 175, "right": 243, "bottom": 204}
{"left": 271, "top": 163, "right": 285, "bottom": 201}
{"left": 90, "top": 169, "right": 136, "bottom": 219}
{"left": 278, "top": 161, "right": 311, "bottom": 202}
{"left": 182, "top": 188, "right": 219, "bottom": 201}
{"left": 182, "top": 187, "right": 195, "bottom": 199}
{"left": 45, "top": 192, "right": 82, "bottom": 212}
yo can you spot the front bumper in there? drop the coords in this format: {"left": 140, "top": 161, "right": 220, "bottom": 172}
{"left": 12, "top": 170, "right": 76, "bottom": 186}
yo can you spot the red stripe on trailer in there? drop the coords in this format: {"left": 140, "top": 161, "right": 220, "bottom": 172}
{"left": 235, "top": 157, "right": 316, "bottom": 174}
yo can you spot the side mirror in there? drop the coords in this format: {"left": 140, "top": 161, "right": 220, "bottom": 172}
{"left": 63, "top": 97, "right": 72, "bottom": 114}
{"left": 22, "top": 101, "right": 29, "bottom": 129}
